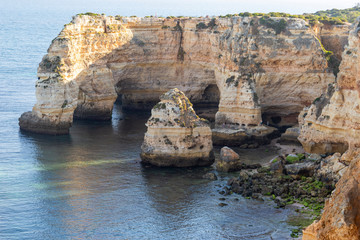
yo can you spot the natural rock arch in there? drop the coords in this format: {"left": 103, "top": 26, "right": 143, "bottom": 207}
{"left": 19, "top": 14, "right": 334, "bottom": 135}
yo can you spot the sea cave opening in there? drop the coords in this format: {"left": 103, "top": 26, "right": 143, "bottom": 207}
{"left": 192, "top": 84, "right": 220, "bottom": 123}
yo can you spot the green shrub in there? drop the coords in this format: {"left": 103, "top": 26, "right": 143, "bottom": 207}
{"left": 196, "top": 18, "right": 217, "bottom": 30}
{"left": 78, "top": 12, "right": 100, "bottom": 17}
{"left": 259, "top": 17, "right": 287, "bottom": 34}
{"left": 196, "top": 22, "right": 208, "bottom": 29}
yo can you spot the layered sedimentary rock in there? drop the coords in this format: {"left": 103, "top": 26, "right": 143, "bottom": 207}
{"left": 19, "top": 15, "right": 133, "bottom": 134}
{"left": 140, "top": 88, "right": 214, "bottom": 167}
{"left": 313, "top": 24, "right": 351, "bottom": 61}
{"left": 299, "top": 20, "right": 360, "bottom": 155}
{"left": 302, "top": 151, "right": 360, "bottom": 240}
{"left": 20, "top": 14, "right": 334, "bottom": 134}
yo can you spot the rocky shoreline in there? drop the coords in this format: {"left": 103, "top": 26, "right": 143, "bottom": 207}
{"left": 17, "top": 11, "right": 360, "bottom": 239}
{"left": 201, "top": 146, "right": 348, "bottom": 238}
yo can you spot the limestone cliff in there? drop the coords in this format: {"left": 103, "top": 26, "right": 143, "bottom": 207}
{"left": 140, "top": 88, "right": 214, "bottom": 167}
{"left": 313, "top": 24, "right": 350, "bottom": 62}
{"left": 19, "top": 15, "right": 132, "bottom": 134}
{"left": 299, "top": 19, "right": 360, "bottom": 156}
{"left": 299, "top": 19, "right": 360, "bottom": 239}
{"left": 302, "top": 151, "right": 360, "bottom": 240}
{"left": 19, "top": 14, "right": 334, "bottom": 134}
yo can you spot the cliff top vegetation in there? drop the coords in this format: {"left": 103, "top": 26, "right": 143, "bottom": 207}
{"left": 221, "top": 5, "right": 360, "bottom": 26}
{"left": 77, "top": 5, "right": 360, "bottom": 27}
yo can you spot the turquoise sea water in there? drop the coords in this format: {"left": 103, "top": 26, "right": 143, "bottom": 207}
{"left": 0, "top": 7, "right": 302, "bottom": 240}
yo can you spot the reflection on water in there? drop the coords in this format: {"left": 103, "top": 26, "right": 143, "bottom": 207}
{"left": 0, "top": 103, "right": 302, "bottom": 239}
{"left": 0, "top": 8, "right": 302, "bottom": 239}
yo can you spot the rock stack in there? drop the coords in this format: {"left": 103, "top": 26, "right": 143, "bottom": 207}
{"left": 140, "top": 88, "right": 214, "bottom": 167}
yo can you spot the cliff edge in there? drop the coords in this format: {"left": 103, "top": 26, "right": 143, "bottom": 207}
{"left": 19, "top": 14, "right": 335, "bottom": 135}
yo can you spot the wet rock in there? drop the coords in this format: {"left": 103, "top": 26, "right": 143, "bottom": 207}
{"left": 227, "top": 177, "right": 236, "bottom": 186}
{"left": 218, "top": 203, "right": 228, "bottom": 207}
{"left": 285, "top": 161, "right": 317, "bottom": 178}
{"left": 203, "top": 172, "right": 218, "bottom": 180}
{"left": 257, "top": 166, "right": 270, "bottom": 173}
{"left": 274, "top": 198, "right": 286, "bottom": 208}
{"left": 307, "top": 153, "right": 322, "bottom": 161}
{"left": 270, "top": 158, "right": 285, "bottom": 175}
{"left": 239, "top": 169, "right": 257, "bottom": 181}
{"left": 251, "top": 193, "right": 262, "bottom": 200}
{"left": 216, "top": 146, "right": 241, "bottom": 172}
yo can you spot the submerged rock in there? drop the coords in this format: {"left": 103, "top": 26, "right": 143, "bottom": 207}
{"left": 140, "top": 88, "right": 214, "bottom": 167}
{"left": 216, "top": 146, "right": 241, "bottom": 172}
{"left": 202, "top": 172, "right": 218, "bottom": 180}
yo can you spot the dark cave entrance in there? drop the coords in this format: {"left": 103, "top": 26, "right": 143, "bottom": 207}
{"left": 262, "top": 113, "right": 294, "bottom": 133}
{"left": 193, "top": 84, "right": 220, "bottom": 123}
{"left": 271, "top": 116, "right": 282, "bottom": 125}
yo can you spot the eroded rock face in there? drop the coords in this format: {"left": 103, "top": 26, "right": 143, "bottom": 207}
{"left": 299, "top": 20, "right": 360, "bottom": 155}
{"left": 20, "top": 15, "right": 334, "bottom": 134}
{"left": 302, "top": 151, "right": 360, "bottom": 240}
{"left": 140, "top": 88, "right": 214, "bottom": 167}
{"left": 19, "top": 15, "right": 132, "bottom": 134}
{"left": 313, "top": 24, "right": 351, "bottom": 62}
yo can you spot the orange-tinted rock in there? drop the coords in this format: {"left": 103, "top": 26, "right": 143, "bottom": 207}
{"left": 19, "top": 15, "right": 334, "bottom": 134}
{"left": 302, "top": 151, "right": 360, "bottom": 240}
{"left": 299, "top": 19, "right": 360, "bottom": 155}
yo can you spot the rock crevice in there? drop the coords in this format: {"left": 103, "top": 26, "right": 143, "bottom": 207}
{"left": 299, "top": 19, "right": 360, "bottom": 156}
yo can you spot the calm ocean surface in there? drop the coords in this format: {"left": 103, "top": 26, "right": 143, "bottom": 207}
{"left": 0, "top": 6, "right": 302, "bottom": 240}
